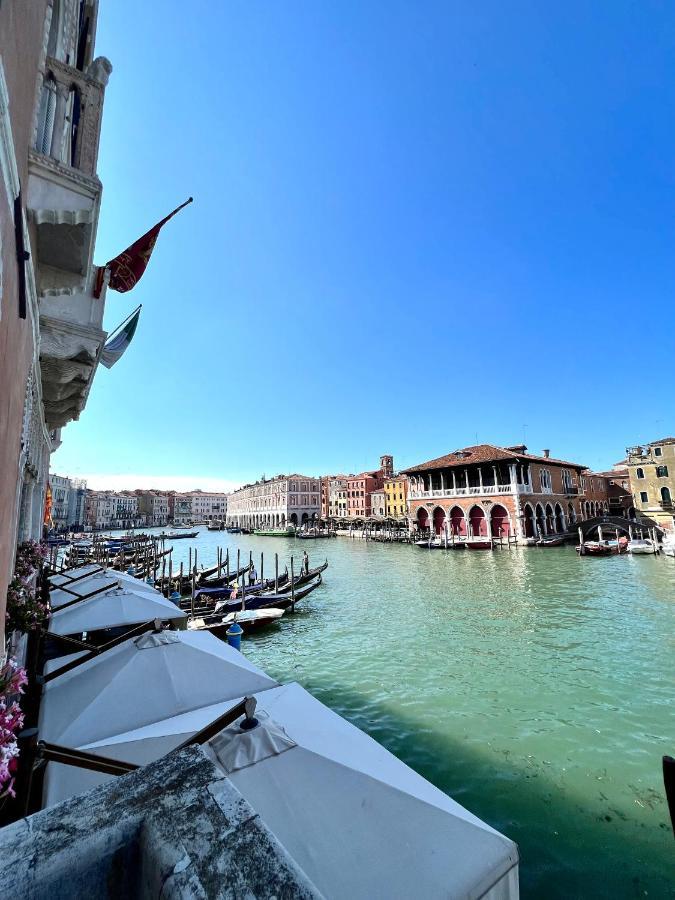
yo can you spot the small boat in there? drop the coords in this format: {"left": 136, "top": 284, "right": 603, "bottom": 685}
{"left": 172, "top": 524, "right": 195, "bottom": 530}
{"left": 466, "top": 540, "right": 493, "bottom": 551}
{"left": 188, "top": 607, "right": 285, "bottom": 638}
{"left": 226, "top": 527, "right": 241, "bottom": 534}
{"left": 662, "top": 535, "right": 675, "bottom": 557}
{"left": 254, "top": 526, "right": 296, "bottom": 537}
{"left": 158, "top": 531, "right": 198, "bottom": 540}
{"left": 536, "top": 536, "right": 565, "bottom": 547}
{"left": 628, "top": 538, "right": 656, "bottom": 555}
{"left": 577, "top": 538, "right": 628, "bottom": 556}
{"left": 296, "top": 530, "right": 333, "bottom": 540}
{"left": 207, "top": 522, "right": 225, "bottom": 531}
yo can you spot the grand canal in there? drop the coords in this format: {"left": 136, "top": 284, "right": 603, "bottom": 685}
{"left": 148, "top": 528, "right": 674, "bottom": 897}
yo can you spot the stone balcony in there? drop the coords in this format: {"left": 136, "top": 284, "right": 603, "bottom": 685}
{"left": 26, "top": 55, "right": 112, "bottom": 430}
{"left": 409, "top": 483, "right": 534, "bottom": 501}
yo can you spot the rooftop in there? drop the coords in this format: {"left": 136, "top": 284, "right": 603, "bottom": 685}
{"left": 402, "top": 443, "right": 585, "bottom": 474}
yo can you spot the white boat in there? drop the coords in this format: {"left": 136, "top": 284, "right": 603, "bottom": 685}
{"left": 662, "top": 535, "right": 675, "bottom": 557}
{"left": 628, "top": 538, "right": 656, "bottom": 555}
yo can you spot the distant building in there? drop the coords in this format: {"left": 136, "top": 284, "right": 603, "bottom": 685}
{"left": 169, "top": 493, "right": 194, "bottom": 524}
{"left": 384, "top": 475, "right": 408, "bottom": 520}
{"left": 187, "top": 490, "right": 228, "bottom": 523}
{"left": 85, "top": 491, "right": 115, "bottom": 530}
{"left": 227, "top": 475, "right": 320, "bottom": 529}
{"left": 136, "top": 491, "right": 169, "bottom": 527}
{"left": 67, "top": 479, "right": 87, "bottom": 529}
{"left": 626, "top": 438, "right": 675, "bottom": 532}
{"left": 328, "top": 476, "right": 351, "bottom": 519}
{"left": 370, "top": 489, "right": 386, "bottom": 519}
{"left": 320, "top": 475, "right": 351, "bottom": 520}
{"left": 50, "top": 475, "right": 72, "bottom": 531}
{"left": 345, "top": 456, "right": 394, "bottom": 519}
{"left": 402, "top": 444, "right": 588, "bottom": 538}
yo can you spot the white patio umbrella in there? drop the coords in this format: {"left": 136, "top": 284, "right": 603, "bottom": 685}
{"left": 49, "top": 565, "right": 158, "bottom": 610}
{"left": 47, "top": 582, "right": 187, "bottom": 636}
{"left": 41, "top": 682, "right": 518, "bottom": 899}
{"left": 38, "top": 630, "right": 278, "bottom": 751}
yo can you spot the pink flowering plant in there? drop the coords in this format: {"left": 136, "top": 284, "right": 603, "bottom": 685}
{"left": 0, "top": 657, "right": 26, "bottom": 799}
{"left": 5, "top": 540, "right": 49, "bottom": 634}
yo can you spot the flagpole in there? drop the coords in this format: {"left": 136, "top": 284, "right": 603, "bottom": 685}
{"left": 104, "top": 304, "right": 142, "bottom": 343}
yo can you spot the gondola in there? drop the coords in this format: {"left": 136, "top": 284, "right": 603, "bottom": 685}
{"left": 157, "top": 530, "right": 199, "bottom": 540}
{"left": 187, "top": 607, "right": 285, "bottom": 638}
{"left": 466, "top": 540, "right": 493, "bottom": 551}
{"left": 536, "top": 536, "right": 566, "bottom": 547}
{"left": 213, "top": 573, "right": 323, "bottom": 615}
{"left": 576, "top": 538, "right": 628, "bottom": 556}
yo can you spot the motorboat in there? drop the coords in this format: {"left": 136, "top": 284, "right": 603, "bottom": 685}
{"left": 628, "top": 538, "right": 656, "bottom": 555}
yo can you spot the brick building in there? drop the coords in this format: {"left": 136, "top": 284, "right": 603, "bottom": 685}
{"left": 403, "top": 444, "right": 588, "bottom": 539}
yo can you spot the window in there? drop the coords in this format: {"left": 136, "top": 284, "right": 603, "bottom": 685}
{"left": 636, "top": 468, "right": 645, "bottom": 479}
{"left": 654, "top": 447, "right": 663, "bottom": 457}
{"left": 539, "top": 469, "right": 552, "bottom": 492}
{"left": 661, "top": 487, "right": 672, "bottom": 505}
{"left": 640, "top": 491, "right": 648, "bottom": 503}
{"left": 656, "top": 465, "right": 669, "bottom": 478}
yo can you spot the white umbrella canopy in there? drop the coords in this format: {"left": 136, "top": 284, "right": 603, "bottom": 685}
{"left": 49, "top": 565, "right": 159, "bottom": 610}
{"left": 47, "top": 583, "right": 187, "bottom": 636}
{"left": 38, "top": 630, "right": 278, "bottom": 751}
{"left": 41, "top": 682, "right": 518, "bottom": 899}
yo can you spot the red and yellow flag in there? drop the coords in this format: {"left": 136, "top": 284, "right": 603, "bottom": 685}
{"left": 94, "top": 197, "right": 193, "bottom": 297}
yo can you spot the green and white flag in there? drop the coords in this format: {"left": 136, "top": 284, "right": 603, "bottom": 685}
{"left": 101, "top": 306, "right": 141, "bottom": 369}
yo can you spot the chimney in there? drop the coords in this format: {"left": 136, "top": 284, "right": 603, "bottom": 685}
{"left": 543, "top": 449, "right": 550, "bottom": 458}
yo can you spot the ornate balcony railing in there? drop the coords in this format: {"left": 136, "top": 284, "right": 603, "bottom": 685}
{"left": 409, "top": 483, "right": 533, "bottom": 500}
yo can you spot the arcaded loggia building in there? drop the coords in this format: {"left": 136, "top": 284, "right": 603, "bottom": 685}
{"left": 403, "top": 443, "right": 592, "bottom": 539}
{"left": 0, "top": 0, "right": 112, "bottom": 640}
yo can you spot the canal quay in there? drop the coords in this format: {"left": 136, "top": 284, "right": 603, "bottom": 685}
{"left": 140, "top": 526, "right": 674, "bottom": 898}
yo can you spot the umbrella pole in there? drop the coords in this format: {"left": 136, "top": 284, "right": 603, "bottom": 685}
{"left": 260, "top": 552, "right": 264, "bottom": 586}
{"left": 275, "top": 553, "right": 278, "bottom": 593}
{"left": 291, "top": 556, "right": 295, "bottom": 612}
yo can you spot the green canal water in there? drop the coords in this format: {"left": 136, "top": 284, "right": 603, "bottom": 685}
{"left": 150, "top": 528, "right": 674, "bottom": 897}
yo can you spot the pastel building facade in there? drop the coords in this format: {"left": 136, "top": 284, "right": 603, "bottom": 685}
{"left": 627, "top": 438, "right": 675, "bottom": 532}
{"left": 403, "top": 444, "right": 588, "bottom": 539}
{"left": 227, "top": 475, "right": 320, "bottom": 529}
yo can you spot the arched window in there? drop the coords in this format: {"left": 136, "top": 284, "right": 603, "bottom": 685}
{"left": 35, "top": 74, "right": 57, "bottom": 154}
{"left": 636, "top": 468, "right": 645, "bottom": 479}
{"left": 540, "top": 468, "right": 552, "bottom": 492}
{"left": 656, "top": 465, "right": 669, "bottom": 478}
{"left": 661, "top": 487, "right": 672, "bottom": 506}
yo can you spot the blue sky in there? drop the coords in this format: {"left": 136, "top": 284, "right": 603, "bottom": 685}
{"left": 53, "top": 0, "right": 675, "bottom": 489}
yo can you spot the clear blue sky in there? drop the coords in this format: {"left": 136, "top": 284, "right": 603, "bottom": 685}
{"left": 53, "top": 0, "right": 675, "bottom": 488}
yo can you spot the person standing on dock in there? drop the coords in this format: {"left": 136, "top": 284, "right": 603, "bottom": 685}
{"left": 249, "top": 565, "right": 258, "bottom": 585}
{"left": 302, "top": 551, "right": 309, "bottom": 575}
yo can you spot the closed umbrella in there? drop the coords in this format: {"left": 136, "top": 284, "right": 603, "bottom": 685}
{"left": 48, "top": 582, "right": 187, "bottom": 636}
{"left": 38, "top": 630, "right": 278, "bottom": 751}
{"left": 41, "top": 682, "right": 518, "bottom": 899}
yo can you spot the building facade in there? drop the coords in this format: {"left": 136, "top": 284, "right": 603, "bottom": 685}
{"left": 327, "top": 476, "right": 350, "bottom": 519}
{"left": 227, "top": 475, "right": 320, "bottom": 529}
{"left": 187, "top": 490, "right": 228, "bottom": 523}
{"left": 384, "top": 475, "right": 408, "bottom": 519}
{"left": 0, "top": 0, "right": 112, "bottom": 639}
{"left": 50, "top": 473, "right": 71, "bottom": 530}
{"left": 627, "top": 438, "right": 675, "bottom": 532}
{"left": 370, "top": 489, "right": 386, "bottom": 519}
{"left": 136, "top": 490, "right": 169, "bottom": 527}
{"left": 403, "top": 444, "right": 588, "bottom": 539}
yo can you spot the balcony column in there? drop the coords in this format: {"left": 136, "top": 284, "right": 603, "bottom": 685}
{"left": 50, "top": 81, "right": 69, "bottom": 161}
{"left": 452, "top": 470, "right": 457, "bottom": 491}
{"left": 464, "top": 468, "right": 469, "bottom": 490}
{"left": 440, "top": 472, "right": 445, "bottom": 494}
{"left": 478, "top": 468, "right": 484, "bottom": 492}
{"left": 492, "top": 465, "right": 498, "bottom": 488}
{"left": 509, "top": 463, "right": 517, "bottom": 489}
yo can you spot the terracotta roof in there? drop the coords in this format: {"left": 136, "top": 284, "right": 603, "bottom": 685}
{"left": 648, "top": 437, "right": 675, "bottom": 445}
{"left": 401, "top": 443, "right": 586, "bottom": 474}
